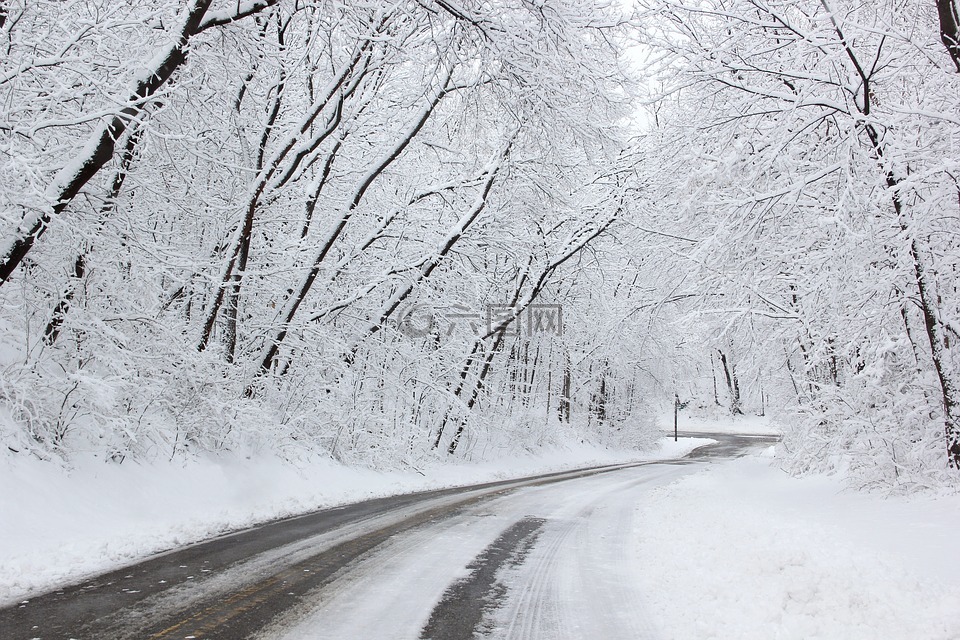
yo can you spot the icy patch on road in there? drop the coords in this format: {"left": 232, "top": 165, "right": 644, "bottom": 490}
{"left": 632, "top": 456, "right": 960, "bottom": 639}
{"left": 0, "top": 437, "right": 709, "bottom": 604}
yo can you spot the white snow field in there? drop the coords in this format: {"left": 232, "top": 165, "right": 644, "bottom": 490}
{"left": 630, "top": 453, "right": 960, "bottom": 639}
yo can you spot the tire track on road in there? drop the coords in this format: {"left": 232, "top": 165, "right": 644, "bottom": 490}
{"left": 420, "top": 516, "right": 546, "bottom": 640}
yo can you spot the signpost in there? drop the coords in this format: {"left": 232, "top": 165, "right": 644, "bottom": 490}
{"left": 674, "top": 393, "right": 680, "bottom": 442}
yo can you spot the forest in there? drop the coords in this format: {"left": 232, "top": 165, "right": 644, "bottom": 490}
{"left": 1, "top": 0, "right": 958, "bottom": 490}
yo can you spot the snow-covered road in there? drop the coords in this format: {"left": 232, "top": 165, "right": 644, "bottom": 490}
{"left": 7, "top": 431, "right": 958, "bottom": 640}
{"left": 262, "top": 431, "right": 960, "bottom": 640}
{"left": 258, "top": 463, "right": 695, "bottom": 640}
{"left": 0, "top": 448, "right": 722, "bottom": 640}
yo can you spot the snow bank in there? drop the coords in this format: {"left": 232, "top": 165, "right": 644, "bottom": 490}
{"left": 0, "top": 437, "right": 709, "bottom": 604}
{"left": 663, "top": 410, "right": 781, "bottom": 435}
{"left": 632, "top": 455, "right": 960, "bottom": 639}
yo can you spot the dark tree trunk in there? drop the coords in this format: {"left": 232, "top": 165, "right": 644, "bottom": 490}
{"left": 224, "top": 25, "right": 287, "bottom": 363}
{"left": 44, "top": 127, "right": 143, "bottom": 346}
{"left": 446, "top": 202, "right": 619, "bottom": 452}
{"left": 830, "top": 6, "right": 960, "bottom": 468}
{"left": 433, "top": 341, "right": 482, "bottom": 449}
{"left": 526, "top": 342, "right": 540, "bottom": 407}
{"left": 251, "top": 74, "right": 454, "bottom": 387}
{"left": 545, "top": 360, "right": 553, "bottom": 419}
{"left": 826, "top": 337, "right": 840, "bottom": 386}
{"left": 938, "top": 0, "right": 960, "bottom": 72}
{"left": 901, "top": 304, "right": 923, "bottom": 370}
{"left": 912, "top": 240, "right": 960, "bottom": 467}
{"left": 0, "top": 0, "right": 217, "bottom": 286}
{"left": 865, "top": 126, "right": 960, "bottom": 467}
{"left": 448, "top": 331, "right": 507, "bottom": 454}
{"left": 593, "top": 372, "right": 608, "bottom": 422}
{"left": 43, "top": 255, "right": 85, "bottom": 346}
{"left": 202, "top": 26, "right": 367, "bottom": 360}
{"left": 717, "top": 349, "right": 743, "bottom": 415}
{"left": 711, "top": 353, "right": 720, "bottom": 406}
{"left": 559, "top": 356, "right": 572, "bottom": 423}
{"left": 507, "top": 342, "right": 520, "bottom": 405}
{"left": 731, "top": 360, "right": 743, "bottom": 415}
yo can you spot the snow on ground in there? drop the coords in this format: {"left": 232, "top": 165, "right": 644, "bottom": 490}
{"left": 0, "top": 437, "right": 707, "bottom": 605}
{"left": 632, "top": 452, "right": 960, "bottom": 639}
{"left": 664, "top": 409, "right": 781, "bottom": 435}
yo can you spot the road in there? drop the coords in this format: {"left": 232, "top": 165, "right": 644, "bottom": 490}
{"left": 0, "top": 432, "right": 777, "bottom": 640}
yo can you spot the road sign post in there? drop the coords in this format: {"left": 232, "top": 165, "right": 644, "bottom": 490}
{"left": 674, "top": 393, "right": 679, "bottom": 442}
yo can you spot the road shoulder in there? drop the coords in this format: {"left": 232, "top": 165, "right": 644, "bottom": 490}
{"left": 630, "top": 453, "right": 960, "bottom": 639}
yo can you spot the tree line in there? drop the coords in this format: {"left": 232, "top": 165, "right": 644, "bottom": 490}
{"left": 1, "top": 0, "right": 958, "bottom": 487}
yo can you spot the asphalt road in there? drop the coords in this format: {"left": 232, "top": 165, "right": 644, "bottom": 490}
{"left": 0, "top": 432, "right": 777, "bottom": 640}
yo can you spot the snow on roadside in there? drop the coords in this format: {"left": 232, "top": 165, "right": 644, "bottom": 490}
{"left": 632, "top": 453, "right": 960, "bottom": 639}
{"left": 663, "top": 409, "right": 781, "bottom": 435}
{"left": 0, "top": 437, "right": 709, "bottom": 605}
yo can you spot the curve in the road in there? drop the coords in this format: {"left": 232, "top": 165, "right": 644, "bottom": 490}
{"left": 0, "top": 433, "right": 777, "bottom": 640}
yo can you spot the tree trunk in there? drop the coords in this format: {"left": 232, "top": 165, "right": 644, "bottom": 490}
{"left": 559, "top": 353, "right": 572, "bottom": 423}
{"left": 731, "top": 359, "right": 743, "bottom": 415}
{"left": 201, "top": 38, "right": 367, "bottom": 358}
{"left": 829, "top": 0, "right": 960, "bottom": 468}
{"left": 43, "top": 255, "right": 85, "bottom": 346}
{"left": 938, "top": 0, "right": 960, "bottom": 72}
{"left": 0, "top": 0, "right": 219, "bottom": 285}
{"left": 717, "top": 349, "right": 743, "bottom": 415}
{"left": 433, "top": 341, "right": 482, "bottom": 448}
{"left": 912, "top": 240, "right": 960, "bottom": 467}
{"left": 251, "top": 71, "right": 455, "bottom": 386}
{"left": 43, "top": 127, "right": 142, "bottom": 345}
{"left": 711, "top": 353, "right": 720, "bottom": 406}
{"left": 448, "top": 331, "right": 507, "bottom": 454}
{"left": 593, "top": 371, "right": 608, "bottom": 422}
{"left": 545, "top": 364, "right": 553, "bottom": 419}
{"left": 526, "top": 341, "right": 540, "bottom": 407}
{"left": 864, "top": 129, "right": 960, "bottom": 467}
